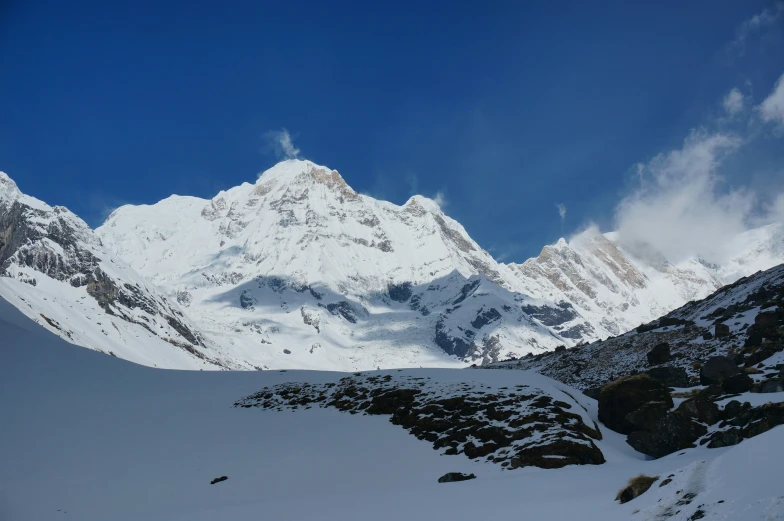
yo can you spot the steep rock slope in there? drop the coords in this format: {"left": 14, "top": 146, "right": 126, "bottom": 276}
{"left": 0, "top": 172, "right": 224, "bottom": 369}
{"left": 492, "top": 262, "right": 784, "bottom": 391}
{"left": 505, "top": 224, "right": 784, "bottom": 343}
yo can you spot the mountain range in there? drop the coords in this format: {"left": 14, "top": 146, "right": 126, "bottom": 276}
{"left": 2, "top": 159, "right": 782, "bottom": 370}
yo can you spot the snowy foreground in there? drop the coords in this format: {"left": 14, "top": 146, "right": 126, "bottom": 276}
{"left": 1, "top": 298, "right": 783, "bottom": 521}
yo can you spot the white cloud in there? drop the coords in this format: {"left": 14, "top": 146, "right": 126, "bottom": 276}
{"left": 728, "top": 3, "right": 783, "bottom": 56}
{"left": 722, "top": 88, "right": 745, "bottom": 116}
{"left": 433, "top": 190, "right": 448, "bottom": 209}
{"left": 614, "top": 130, "right": 757, "bottom": 264}
{"left": 759, "top": 72, "right": 784, "bottom": 125}
{"left": 556, "top": 203, "right": 567, "bottom": 223}
{"left": 264, "top": 128, "right": 300, "bottom": 160}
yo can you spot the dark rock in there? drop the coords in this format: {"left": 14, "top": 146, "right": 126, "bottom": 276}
{"left": 387, "top": 282, "right": 413, "bottom": 302}
{"left": 521, "top": 301, "right": 577, "bottom": 327}
{"left": 239, "top": 290, "right": 256, "bottom": 309}
{"left": 707, "top": 428, "right": 742, "bottom": 448}
{"left": 700, "top": 356, "right": 742, "bottom": 386}
{"left": 626, "top": 413, "right": 707, "bottom": 458}
{"left": 755, "top": 311, "right": 779, "bottom": 328}
{"left": 470, "top": 307, "right": 502, "bottom": 329}
{"left": 625, "top": 401, "right": 670, "bottom": 431}
{"left": 677, "top": 394, "right": 720, "bottom": 425}
{"left": 554, "top": 345, "right": 566, "bottom": 353}
{"left": 702, "top": 331, "right": 713, "bottom": 340}
{"left": 616, "top": 475, "right": 658, "bottom": 504}
{"left": 714, "top": 323, "right": 730, "bottom": 338}
{"left": 723, "top": 400, "right": 742, "bottom": 419}
{"left": 437, "top": 472, "right": 476, "bottom": 483}
{"left": 721, "top": 373, "right": 753, "bottom": 394}
{"left": 645, "top": 366, "right": 690, "bottom": 388}
{"left": 647, "top": 343, "right": 671, "bottom": 366}
{"left": 598, "top": 375, "right": 673, "bottom": 435}
{"left": 582, "top": 386, "right": 603, "bottom": 400}
{"left": 741, "top": 402, "right": 784, "bottom": 438}
{"left": 752, "top": 379, "right": 784, "bottom": 394}
{"left": 210, "top": 476, "right": 228, "bottom": 485}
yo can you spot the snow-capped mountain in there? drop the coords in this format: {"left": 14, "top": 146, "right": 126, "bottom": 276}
{"left": 505, "top": 223, "right": 784, "bottom": 341}
{"left": 96, "top": 160, "right": 577, "bottom": 369}
{"left": 3, "top": 159, "right": 782, "bottom": 371}
{"left": 0, "top": 171, "right": 224, "bottom": 369}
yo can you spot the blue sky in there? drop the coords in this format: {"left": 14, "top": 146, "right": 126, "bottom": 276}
{"left": 1, "top": 1, "right": 783, "bottom": 262}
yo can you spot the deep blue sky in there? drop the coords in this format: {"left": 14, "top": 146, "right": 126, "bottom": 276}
{"left": 1, "top": 1, "right": 783, "bottom": 261}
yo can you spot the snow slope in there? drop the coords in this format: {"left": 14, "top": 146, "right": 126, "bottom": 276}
{"left": 2, "top": 296, "right": 784, "bottom": 520}
{"left": 0, "top": 171, "right": 225, "bottom": 369}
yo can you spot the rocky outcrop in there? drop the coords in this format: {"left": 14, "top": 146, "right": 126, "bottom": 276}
{"left": 645, "top": 366, "right": 690, "bottom": 388}
{"left": 236, "top": 373, "right": 605, "bottom": 470}
{"left": 438, "top": 472, "right": 476, "bottom": 483}
{"left": 598, "top": 375, "right": 673, "bottom": 435}
{"left": 700, "top": 356, "right": 742, "bottom": 386}
{"left": 646, "top": 343, "right": 671, "bottom": 366}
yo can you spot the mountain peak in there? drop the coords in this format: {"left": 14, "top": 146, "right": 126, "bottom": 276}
{"left": 0, "top": 171, "right": 21, "bottom": 202}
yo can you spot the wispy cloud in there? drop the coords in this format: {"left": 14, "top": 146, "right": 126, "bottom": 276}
{"left": 556, "top": 203, "right": 567, "bottom": 223}
{"left": 758, "top": 72, "right": 784, "bottom": 125}
{"left": 263, "top": 128, "right": 300, "bottom": 160}
{"left": 727, "top": 2, "right": 784, "bottom": 56}
{"left": 614, "top": 130, "right": 754, "bottom": 264}
{"left": 722, "top": 87, "right": 745, "bottom": 116}
{"left": 433, "top": 190, "right": 448, "bottom": 209}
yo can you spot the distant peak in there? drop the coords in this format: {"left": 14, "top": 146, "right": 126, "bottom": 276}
{"left": 0, "top": 171, "right": 21, "bottom": 201}
{"left": 256, "top": 159, "right": 327, "bottom": 184}
{"left": 405, "top": 195, "right": 443, "bottom": 215}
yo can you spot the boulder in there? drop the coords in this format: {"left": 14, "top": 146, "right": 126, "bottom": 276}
{"left": 626, "top": 412, "right": 707, "bottom": 458}
{"left": 723, "top": 400, "right": 743, "bottom": 420}
{"left": 702, "top": 331, "right": 713, "bottom": 340}
{"left": 677, "top": 394, "right": 720, "bottom": 425}
{"left": 714, "top": 323, "right": 730, "bottom": 338}
{"left": 752, "top": 379, "right": 784, "bottom": 394}
{"left": 700, "top": 356, "right": 742, "bottom": 386}
{"left": 598, "top": 375, "right": 673, "bottom": 435}
{"left": 625, "top": 401, "right": 670, "bottom": 431}
{"left": 721, "top": 373, "right": 753, "bottom": 394}
{"left": 755, "top": 311, "right": 779, "bottom": 328}
{"left": 707, "top": 429, "right": 741, "bottom": 449}
{"left": 210, "top": 476, "right": 228, "bottom": 485}
{"left": 582, "top": 386, "right": 603, "bottom": 400}
{"left": 646, "top": 343, "right": 671, "bottom": 366}
{"left": 437, "top": 472, "right": 476, "bottom": 483}
{"left": 645, "top": 366, "right": 690, "bottom": 388}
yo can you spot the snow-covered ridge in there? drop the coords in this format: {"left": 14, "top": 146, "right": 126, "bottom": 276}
{"left": 2, "top": 159, "right": 782, "bottom": 371}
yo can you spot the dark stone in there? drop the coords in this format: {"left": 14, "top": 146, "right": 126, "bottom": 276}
{"left": 583, "top": 386, "right": 603, "bottom": 400}
{"left": 677, "top": 394, "right": 720, "bottom": 425}
{"left": 702, "top": 331, "right": 713, "bottom": 340}
{"left": 741, "top": 402, "right": 784, "bottom": 438}
{"left": 721, "top": 373, "right": 753, "bottom": 394}
{"left": 752, "top": 379, "right": 784, "bottom": 394}
{"left": 714, "top": 323, "right": 730, "bottom": 338}
{"left": 554, "top": 345, "right": 566, "bottom": 353}
{"left": 210, "top": 476, "right": 228, "bottom": 485}
{"left": 723, "top": 400, "right": 742, "bottom": 419}
{"left": 387, "top": 282, "right": 413, "bottom": 303}
{"left": 239, "top": 289, "right": 256, "bottom": 309}
{"left": 755, "top": 311, "right": 779, "bottom": 328}
{"left": 700, "top": 356, "right": 742, "bottom": 386}
{"left": 645, "top": 366, "right": 690, "bottom": 388}
{"left": 626, "top": 413, "right": 707, "bottom": 458}
{"left": 598, "top": 375, "right": 673, "bottom": 435}
{"left": 470, "top": 307, "right": 502, "bottom": 329}
{"left": 707, "top": 429, "right": 742, "bottom": 448}
{"left": 521, "top": 301, "right": 577, "bottom": 327}
{"left": 647, "top": 343, "right": 671, "bottom": 366}
{"left": 625, "top": 401, "right": 670, "bottom": 431}
{"left": 437, "top": 472, "right": 476, "bottom": 483}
